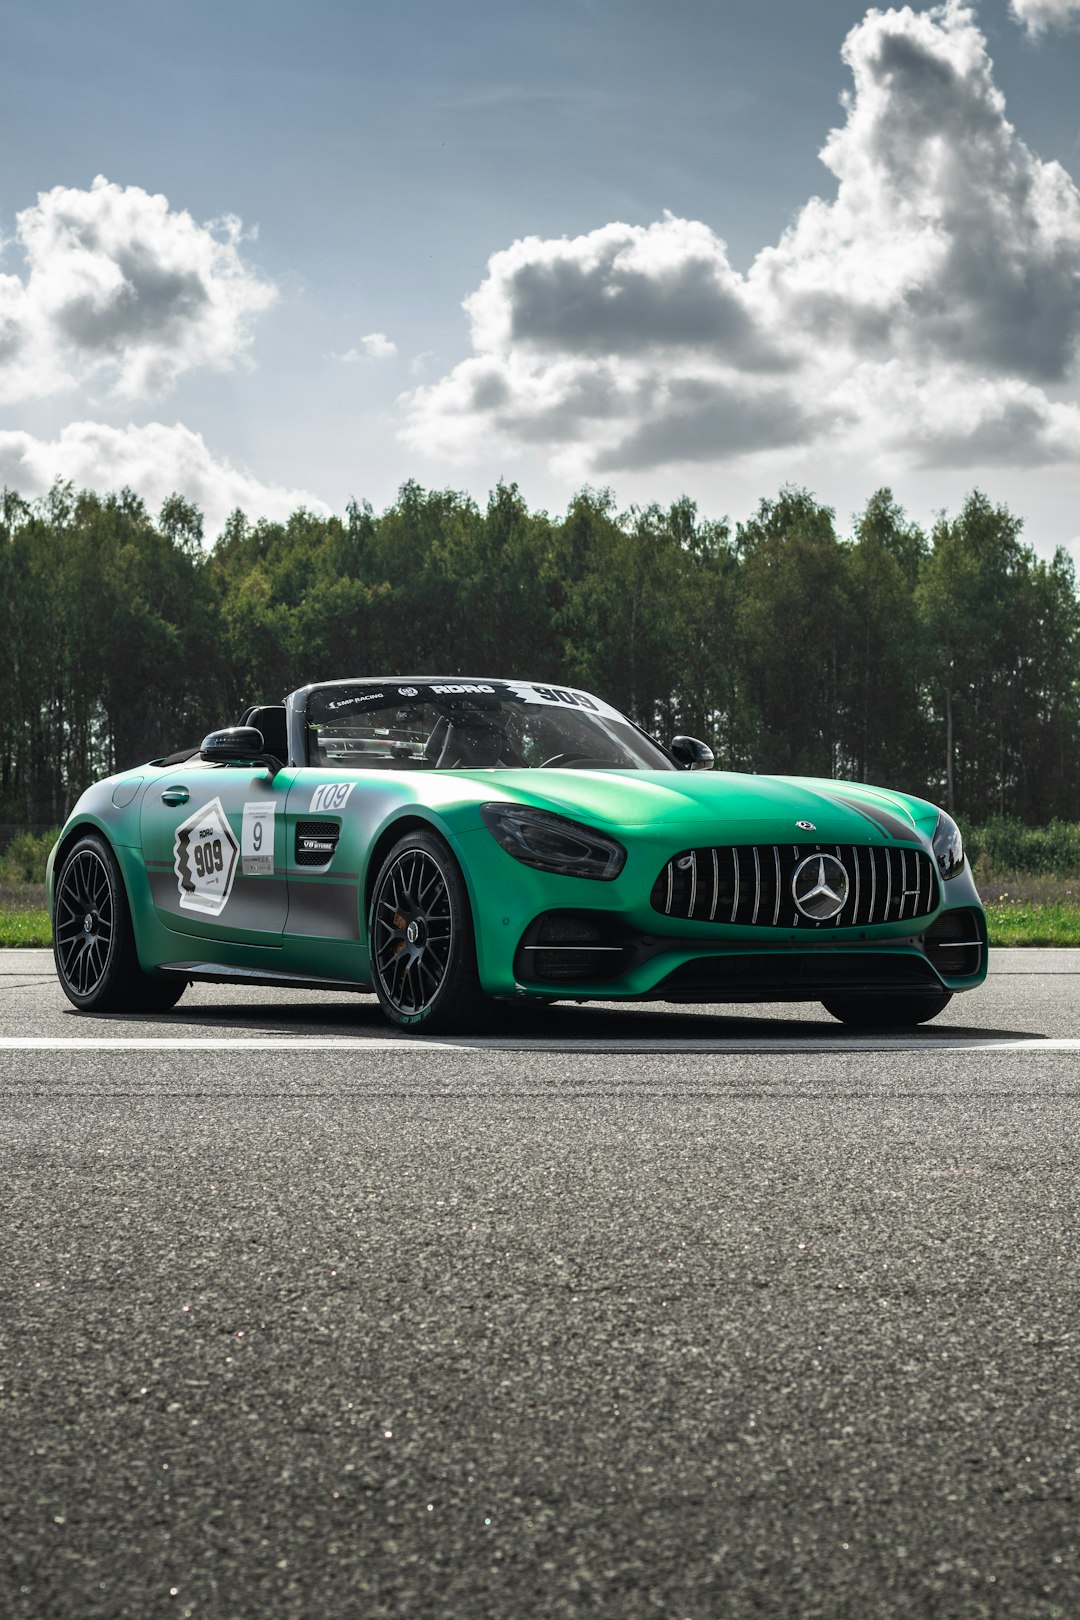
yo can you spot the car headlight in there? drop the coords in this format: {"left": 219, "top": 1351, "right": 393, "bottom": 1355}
{"left": 932, "top": 809, "right": 964, "bottom": 880}
{"left": 481, "top": 804, "right": 626, "bottom": 880}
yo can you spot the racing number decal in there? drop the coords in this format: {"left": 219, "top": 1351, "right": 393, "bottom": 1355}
{"left": 505, "top": 681, "right": 615, "bottom": 715}
{"left": 310, "top": 782, "right": 355, "bottom": 813}
{"left": 242, "top": 802, "right": 275, "bottom": 875}
{"left": 529, "top": 686, "right": 597, "bottom": 710}
{"left": 173, "top": 797, "right": 240, "bottom": 915}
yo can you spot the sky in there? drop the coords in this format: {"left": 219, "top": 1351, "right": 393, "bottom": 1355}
{"left": 1, "top": 0, "right": 1079, "bottom": 552}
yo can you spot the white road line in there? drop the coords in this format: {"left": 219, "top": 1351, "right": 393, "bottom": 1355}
{"left": 1, "top": 1036, "right": 460, "bottom": 1052}
{"left": 2, "top": 1035, "right": 1080, "bottom": 1054}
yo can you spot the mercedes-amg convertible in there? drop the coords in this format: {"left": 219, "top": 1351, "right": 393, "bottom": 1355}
{"left": 47, "top": 677, "right": 987, "bottom": 1030}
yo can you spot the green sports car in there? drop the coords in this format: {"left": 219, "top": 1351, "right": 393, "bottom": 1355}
{"left": 47, "top": 676, "right": 987, "bottom": 1031}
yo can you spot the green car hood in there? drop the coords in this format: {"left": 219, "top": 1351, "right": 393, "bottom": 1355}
{"left": 470, "top": 769, "right": 936, "bottom": 844}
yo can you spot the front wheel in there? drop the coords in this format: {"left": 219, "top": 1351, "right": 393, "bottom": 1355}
{"left": 821, "top": 990, "right": 952, "bottom": 1028}
{"left": 368, "top": 830, "right": 488, "bottom": 1033}
{"left": 53, "top": 834, "right": 186, "bottom": 1013}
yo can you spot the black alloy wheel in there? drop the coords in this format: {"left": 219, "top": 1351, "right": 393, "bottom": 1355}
{"left": 820, "top": 989, "right": 953, "bottom": 1028}
{"left": 54, "top": 844, "right": 115, "bottom": 1000}
{"left": 369, "top": 830, "right": 486, "bottom": 1031}
{"left": 53, "top": 834, "right": 186, "bottom": 1013}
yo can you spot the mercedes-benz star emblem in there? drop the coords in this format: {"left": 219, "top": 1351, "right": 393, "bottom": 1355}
{"left": 796, "top": 819, "right": 816, "bottom": 831}
{"left": 792, "top": 853, "right": 849, "bottom": 921}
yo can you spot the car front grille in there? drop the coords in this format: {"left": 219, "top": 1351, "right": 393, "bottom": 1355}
{"left": 651, "top": 843, "right": 939, "bottom": 930}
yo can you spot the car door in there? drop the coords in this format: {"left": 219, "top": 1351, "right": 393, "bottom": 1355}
{"left": 141, "top": 759, "right": 293, "bottom": 945}
{"left": 281, "top": 769, "right": 370, "bottom": 944}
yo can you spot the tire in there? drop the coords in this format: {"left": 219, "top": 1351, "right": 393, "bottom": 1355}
{"left": 53, "top": 833, "right": 186, "bottom": 1014}
{"left": 368, "top": 829, "right": 488, "bottom": 1033}
{"left": 821, "top": 990, "right": 952, "bottom": 1028}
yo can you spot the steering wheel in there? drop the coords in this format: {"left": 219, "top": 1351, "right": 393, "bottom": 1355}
{"left": 538, "top": 752, "right": 598, "bottom": 768}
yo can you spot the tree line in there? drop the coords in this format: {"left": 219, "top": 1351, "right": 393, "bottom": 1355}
{"left": 2, "top": 477, "right": 1078, "bottom": 827}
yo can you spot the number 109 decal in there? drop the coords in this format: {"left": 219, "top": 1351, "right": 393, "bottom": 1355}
{"left": 173, "top": 797, "right": 240, "bottom": 914}
{"left": 310, "top": 782, "right": 355, "bottom": 813}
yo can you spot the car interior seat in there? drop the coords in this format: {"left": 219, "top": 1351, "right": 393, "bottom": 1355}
{"left": 428, "top": 716, "right": 519, "bottom": 769}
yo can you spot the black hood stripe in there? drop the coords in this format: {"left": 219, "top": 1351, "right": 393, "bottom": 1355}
{"left": 819, "top": 791, "right": 919, "bottom": 844}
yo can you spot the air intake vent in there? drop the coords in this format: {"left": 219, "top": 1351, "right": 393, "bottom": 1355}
{"left": 651, "top": 843, "right": 938, "bottom": 930}
{"left": 514, "top": 910, "right": 631, "bottom": 984}
{"left": 295, "top": 821, "right": 340, "bottom": 867}
{"left": 924, "top": 908, "right": 983, "bottom": 978}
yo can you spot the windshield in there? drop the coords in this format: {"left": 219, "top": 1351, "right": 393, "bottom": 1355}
{"left": 305, "top": 681, "right": 675, "bottom": 771}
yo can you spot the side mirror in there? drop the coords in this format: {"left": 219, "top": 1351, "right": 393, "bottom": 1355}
{"left": 200, "top": 726, "right": 283, "bottom": 779}
{"left": 670, "top": 735, "right": 714, "bottom": 771}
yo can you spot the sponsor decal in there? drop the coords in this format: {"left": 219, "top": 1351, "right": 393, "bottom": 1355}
{"left": 325, "top": 693, "right": 384, "bottom": 710}
{"left": 430, "top": 683, "right": 495, "bottom": 695}
{"left": 398, "top": 687, "right": 419, "bottom": 697}
{"left": 309, "top": 782, "right": 356, "bottom": 814}
{"left": 173, "top": 797, "right": 239, "bottom": 915}
{"left": 241, "top": 801, "right": 275, "bottom": 875}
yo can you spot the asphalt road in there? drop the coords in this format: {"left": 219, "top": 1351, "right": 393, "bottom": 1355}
{"left": 2, "top": 949, "right": 1079, "bottom": 1619}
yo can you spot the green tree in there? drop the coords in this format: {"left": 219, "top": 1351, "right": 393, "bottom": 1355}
{"left": 844, "top": 489, "right": 930, "bottom": 790}
{"left": 916, "top": 491, "right": 1043, "bottom": 818}
{"left": 735, "top": 488, "right": 853, "bottom": 777}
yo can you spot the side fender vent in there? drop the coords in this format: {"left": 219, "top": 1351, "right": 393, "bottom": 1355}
{"left": 295, "top": 821, "right": 340, "bottom": 867}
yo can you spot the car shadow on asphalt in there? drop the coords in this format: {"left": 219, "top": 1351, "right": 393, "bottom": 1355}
{"left": 64, "top": 996, "right": 1042, "bottom": 1045}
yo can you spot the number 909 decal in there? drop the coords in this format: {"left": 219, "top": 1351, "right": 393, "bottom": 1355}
{"left": 173, "top": 798, "right": 240, "bottom": 915}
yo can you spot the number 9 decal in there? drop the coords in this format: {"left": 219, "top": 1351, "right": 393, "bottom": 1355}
{"left": 242, "top": 801, "right": 276, "bottom": 876}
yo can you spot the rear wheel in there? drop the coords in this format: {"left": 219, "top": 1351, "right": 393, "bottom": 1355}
{"left": 821, "top": 990, "right": 952, "bottom": 1028}
{"left": 53, "top": 834, "right": 186, "bottom": 1013}
{"left": 369, "top": 830, "right": 488, "bottom": 1032}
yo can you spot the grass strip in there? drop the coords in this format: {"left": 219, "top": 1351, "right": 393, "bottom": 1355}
{"left": 983, "top": 901, "right": 1080, "bottom": 947}
{"left": 4, "top": 904, "right": 1080, "bottom": 952}
{"left": 0, "top": 909, "right": 51, "bottom": 947}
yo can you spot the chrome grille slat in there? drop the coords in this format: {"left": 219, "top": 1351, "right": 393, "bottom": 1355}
{"left": 869, "top": 847, "right": 878, "bottom": 920}
{"left": 651, "top": 842, "right": 937, "bottom": 929}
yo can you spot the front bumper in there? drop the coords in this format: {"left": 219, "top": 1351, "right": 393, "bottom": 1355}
{"left": 453, "top": 823, "right": 988, "bottom": 1003}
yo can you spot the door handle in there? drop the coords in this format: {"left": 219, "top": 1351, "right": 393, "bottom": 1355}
{"left": 161, "top": 786, "right": 190, "bottom": 806}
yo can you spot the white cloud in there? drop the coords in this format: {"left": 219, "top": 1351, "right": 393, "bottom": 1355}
{"left": 337, "top": 332, "right": 397, "bottom": 362}
{"left": 0, "top": 420, "right": 329, "bottom": 540}
{"left": 402, "top": 2, "right": 1080, "bottom": 478}
{"left": 0, "top": 175, "right": 275, "bottom": 403}
{"left": 1009, "top": 0, "right": 1080, "bottom": 35}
